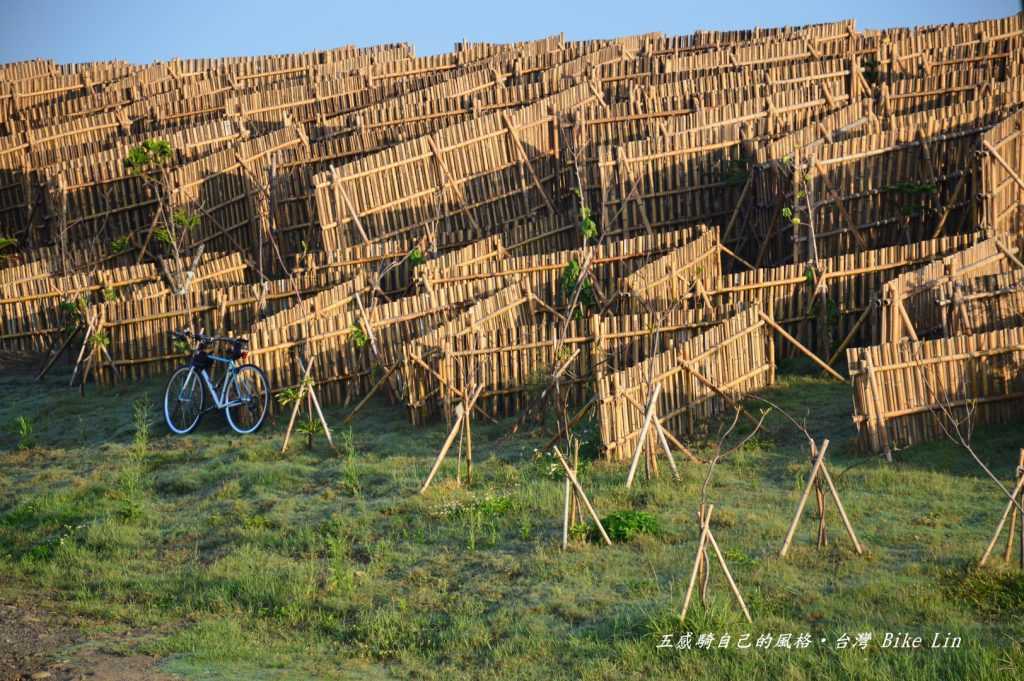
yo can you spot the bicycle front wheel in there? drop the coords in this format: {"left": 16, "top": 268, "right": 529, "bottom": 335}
{"left": 225, "top": 364, "right": 270, "bottom": 434}
{"left": 164, "top": 366, "right": 204, "bottom": 434}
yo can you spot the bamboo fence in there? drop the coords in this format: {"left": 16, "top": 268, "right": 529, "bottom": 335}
{"left": 848, "top": 325, "right": 1024, "bottom": 453}
{"left": 596, "top": 306, "right": 774, "bottom": 460}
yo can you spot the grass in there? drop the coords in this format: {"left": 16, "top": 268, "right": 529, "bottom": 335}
{"left": 1, "top": 361, "right": 1023, "bottom": 680}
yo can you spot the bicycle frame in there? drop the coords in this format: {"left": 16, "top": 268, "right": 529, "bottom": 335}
{"left": 179, "top": 354, "right": 246, "bottom": 411}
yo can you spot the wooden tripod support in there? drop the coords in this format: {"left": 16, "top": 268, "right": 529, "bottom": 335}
{"left": 554, "top": 445, "right": 612, "bottom": 547}
{"left": 979, "top": 449, "right": 1024, "bottom": 568}
{"left": 419, "top": 384, "right": 484, "bottom": 493}
{"left": 680, "top": 504, "right": 752, "bottom": 624}
{"left": 281, "top": 355, "right": 335, "bottom": 454}
{"left": 779, "top": 439, "right": 864, "bottom": 557}
{"left": 70, "top": 309, "right": 120, "bottom": 393}
{"left": 625, "top": 383, "right": 681, "bottom": 487}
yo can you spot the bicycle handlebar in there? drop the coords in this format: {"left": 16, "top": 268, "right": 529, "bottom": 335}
{"left": 170, "top": 329, "right": 248, "bottom": 347}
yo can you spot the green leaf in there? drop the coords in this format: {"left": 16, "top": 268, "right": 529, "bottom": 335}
{"left": 110, "top": 236, "right": 131, "bottom": 254}
{"left": 172, "top": 210, "right": 200, "bottom": 230}
{"left": 580, "top": 216, "right": 598, "bottom": 240}
{"left": 153, "top": 228, "right": 173, "bottom": 246}
{"left": 89, "top": 331, "right": 110, "bottom": 349}
{"left": 350, "top": 323, "right": 369, "bottom": 348}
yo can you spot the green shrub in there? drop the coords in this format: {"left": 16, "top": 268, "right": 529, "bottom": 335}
{"left": 595, "top": 510, "right": 660, "bottom": 543}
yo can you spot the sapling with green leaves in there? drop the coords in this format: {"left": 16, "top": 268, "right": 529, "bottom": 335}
{"left": 12, "top": 416, "right": 34, "bottom": 450}
{"left": 277, "top": 366, "right": 334, "bottom": 453}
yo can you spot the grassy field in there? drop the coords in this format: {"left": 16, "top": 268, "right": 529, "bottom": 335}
{"left": 1, "top": 361, "right": 1023, "bottom": 680}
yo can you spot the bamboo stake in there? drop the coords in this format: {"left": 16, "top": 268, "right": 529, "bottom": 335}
{"left": 299, "top": 357, "right": 334, "bottom": 449}
{"left": 818, "top": 454, "right": 864, "bottom": 554}
{"left": 419, "top": 384, "right": 483, "bottom": 493}
{"left": 281, "top": 354, "right": 315, "bottom": 454}
{"left": 654, "top": 419, "right": 681, "bottom": 481}
{"left": 342, "top": 362, "right": 401, "bottom": 424}
{"left": 980, "top": 475, "right": 1024, "bottom": 565}
{"left": 705, "top": 525, "right": 753, "bottom": 623}
{"left": 826, "top": 302, "right": 873, "bottom": 367}
{"left": 542, "top": 394, "right": 597, "bottom": 450}
{"left": 626, "top": 383, "right": 662, "bottom": 487}
{"left": 654, "top": 413, "right": 703, "bottom": 463}
{"left": 680, "top": 504, "right": 712, "bottom": 623}
{"left": 69, "top": 311, "right": 96, "bottom": 388}
{"left": 1004, "top": 493, "right": 1017, "bottom": 563}
{"left": 780, "top": 440, "right": 830, "bottom": 557}
{"left": 758, "top": 311, "right": 847, "bottom": 383}
{"left": 553, "top": 446, "right": 612, "bottom": 546}
{"left": 562, "top": 473, "right": 572, "bottom": 550}
{"left": 36, "top": 323, "right": 82, "bottom": 381}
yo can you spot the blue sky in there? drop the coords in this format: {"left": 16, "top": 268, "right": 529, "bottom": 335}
{"left": 0, "top": 0, "right": 1018, "bottom": 65}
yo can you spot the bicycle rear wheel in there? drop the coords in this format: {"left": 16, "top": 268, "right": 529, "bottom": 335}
{"left": 225, "top": 364, "right": 270, "bottom": 434}
{"left": 164, "top": 366, "right": 204, "bottom": 434}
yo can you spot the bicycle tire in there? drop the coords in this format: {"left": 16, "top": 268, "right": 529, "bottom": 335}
{"left": 224, "top": 364, "right": 270, "bottom": 434}
{"left": 164, "top": 366, "right": 204, "bottom": 434}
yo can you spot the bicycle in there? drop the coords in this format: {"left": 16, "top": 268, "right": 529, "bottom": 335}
{"left": 163, "top": 329, "right": 270, "bottom": 435}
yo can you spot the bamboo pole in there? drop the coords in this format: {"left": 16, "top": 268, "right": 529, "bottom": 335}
{"left": 826, "top": 302, "right": 873, "bottom": 367}
{"left": 419, "top": 384, "right": 483, "bottom": 493}
{"left": 780, "top": 440, "right": 830, "bottom": 557}
{"left": 680, "top": 504, "right": 712, "bottom": 623}
{"left": 654, "top": 419, "right": 681, "bottom": 481}
{"left": 980, "top": 475, "right": 1024, "bottom": 565}
{"left": 626, "top": 383, "right": 662, "bottom": 487}
{"left": 542, "top": 394, "right": 597, "bottom": 450}
{"left": 983, "top": 140, "right": 1024, "bottom": 192}
{"left": 705, "top": 525, "right": 753, "bottom": 623}
{"left": 553, "top": 446, "right": 612, "bottom": 546}
{"left": 342, "top": 362, "right": 401, "bottom": 424}
{"left": 281, "top": 354, "right": 315, "bottom": 454}
{"left": 758, "top": 311, "right": 847, "bottom": 383}
{"left": 299, "top": 357, "right": 334, "bottom": 449}
{"left": 819, "top": 458, "right": 864, "bottom": 554}
{"left": 562, "top": 473, "right": 572, "bottom": 550}
{"left": 36, "top": 323, "right": 82, "bottom": 381}
{"left": 677, "top": 359, "right": 764, "bottom": 431}
{"left": 420, "top": 410, "right": 466, "bottom": 493}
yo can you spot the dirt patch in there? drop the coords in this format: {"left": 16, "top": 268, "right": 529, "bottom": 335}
{"left": 0, "top": 600, "right": 180, "bottom": 681}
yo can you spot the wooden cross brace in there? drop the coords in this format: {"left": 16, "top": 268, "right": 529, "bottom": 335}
{"left": 979, "top": 449, "right": 1024, "bottom": 568}
{"left": 779, "top": 439, "right": 864, "bottom": 558}
{"left": 420, "top": 384, "right": 485, "bottom": 493}
{"left": 554, "top": 445, "right": 612, "bottom": 547}
{"left": 625, "top": 382, "right": 681, "bottom": 487}
{"left": 680, "top": 504, "right": 752, "bottom": 624}
{"left": 281, "top": 354, "right": 335, "bottom": 454}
